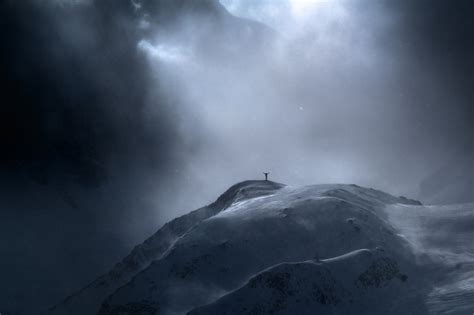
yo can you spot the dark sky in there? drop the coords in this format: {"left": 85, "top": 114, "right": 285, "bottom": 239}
{"left": 0, "top": 0, "right": 472, "bottom": 314}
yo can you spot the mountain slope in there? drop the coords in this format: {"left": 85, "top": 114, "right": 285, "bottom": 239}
{"left": 189, "top": 248, "right": 426, "bottom": 315}
{"left": 47, "top": 181, "right": 283, "bottom": 315}
{"left": 51, "top": 181, "right": 473, "bottom": 314}
{"left": 96, "top": 183, "right": 425, "bottom": 314}
{"left": 384, "top": 202, "right": 474, "bottom": 314}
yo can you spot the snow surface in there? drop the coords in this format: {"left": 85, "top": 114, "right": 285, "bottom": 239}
{"left": 48, "top": 181, "right": 474, "bottom": 314}
{"left": 190, "top": 248, "right": 425, "bottom": 315}
{"left": 384, "top": 202, "right": 474, "bottom": 314}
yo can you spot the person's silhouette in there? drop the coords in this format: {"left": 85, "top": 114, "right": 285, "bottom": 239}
{"left": 263, "top": 172, "right": 269, "bottom": 181}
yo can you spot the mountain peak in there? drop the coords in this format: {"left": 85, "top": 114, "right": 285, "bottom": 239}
{"left": 212, "top": 180, "right": 285, "bottom": 209}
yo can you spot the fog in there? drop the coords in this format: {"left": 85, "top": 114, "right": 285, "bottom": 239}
{"left": 0, "top": 0, "right": 472, "bottom": 313}
{"left": 138, "top": 0, "right": 471, "bottom": 208}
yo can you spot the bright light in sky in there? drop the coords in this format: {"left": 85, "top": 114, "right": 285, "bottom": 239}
{"left": 219, "top": 0, "right": 336, "bottom": 30}
{"left": 289, "top": 0, "right": 328, "bottom": 18}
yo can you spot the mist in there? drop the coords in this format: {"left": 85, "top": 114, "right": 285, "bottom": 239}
{"left": 140, "top": 0, "right": 472, "bottom": 206}
{"left": 0, "top": 0, "right": 472, "bottom": 314}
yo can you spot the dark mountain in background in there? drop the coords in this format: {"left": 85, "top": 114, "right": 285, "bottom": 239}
{"left": 1, "top": 0, "right": 270, "bottom": 193}
{"left": 0, "top": 1, "right": 270, "bottom": 314}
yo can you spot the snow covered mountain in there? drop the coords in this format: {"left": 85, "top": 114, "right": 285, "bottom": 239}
{"left": 49, "top": 181, "right": 474, "bottom": 314}
{"left": 47, "top": 181, "right": 284, "bottom": 315}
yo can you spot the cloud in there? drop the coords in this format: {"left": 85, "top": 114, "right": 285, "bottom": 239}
{"left": 0, "top": 0, "right": 472, "bottom": 313}
{"left": 138, "top": 40, "right": 191, "bottom": 63}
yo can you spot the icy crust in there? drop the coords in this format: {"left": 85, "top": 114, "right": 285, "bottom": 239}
{"left": 189, "top": 248, "right": 426, "bottom": 315}
{"left": 48, "top": 180, "right": 285, "bottom": 315}
{"left": 97, "top": 183, "right": 423, "bottom": 314}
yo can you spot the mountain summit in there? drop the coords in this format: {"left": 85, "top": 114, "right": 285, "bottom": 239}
{"left": 49, "top": 181, "right": 474, "bottom": 314}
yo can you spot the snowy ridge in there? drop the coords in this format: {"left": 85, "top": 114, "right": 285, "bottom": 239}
{"left": 50, "top": 181, "right": 473, "bottom": 314}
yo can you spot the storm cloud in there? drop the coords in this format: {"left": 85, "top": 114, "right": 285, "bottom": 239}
{"left": 0, "top": 0, "right": 472, "bottom": 314}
